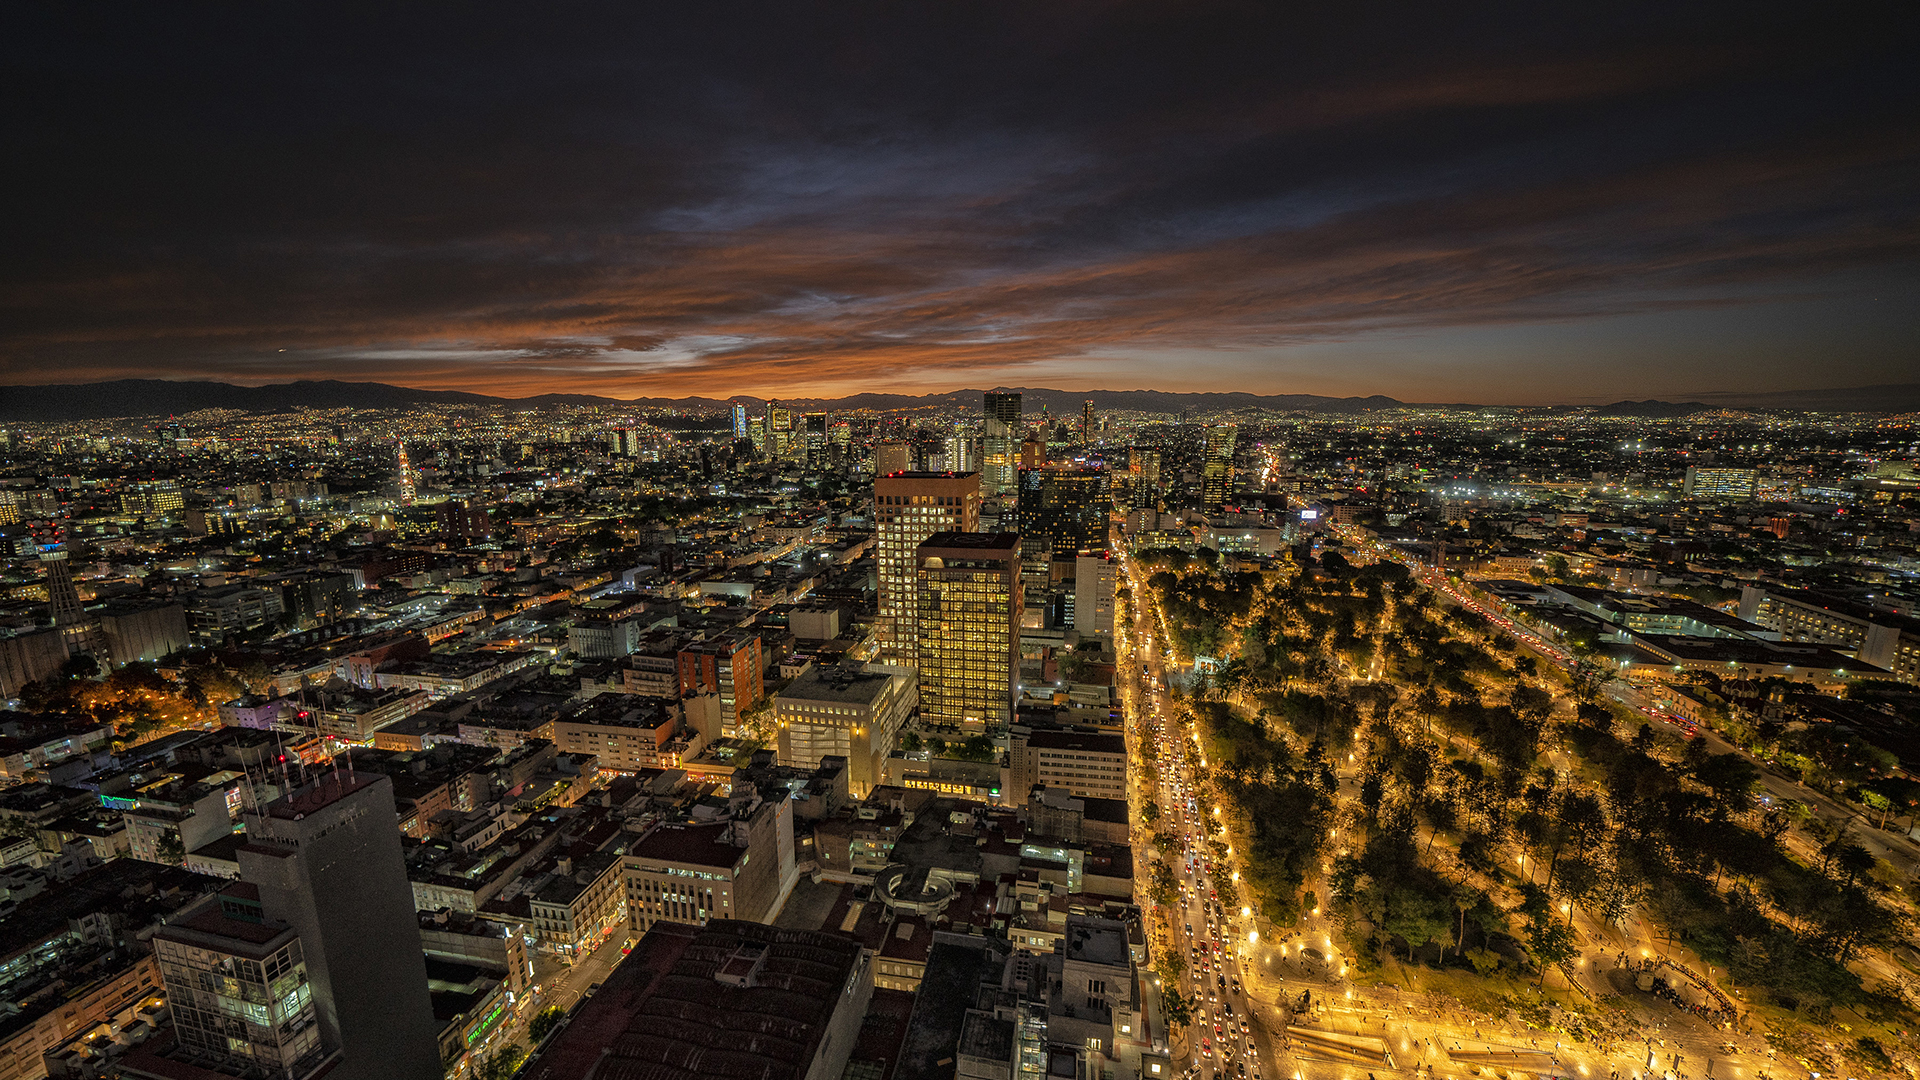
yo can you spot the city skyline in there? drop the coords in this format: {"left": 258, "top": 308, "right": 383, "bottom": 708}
{"left": 5, "top": 4, "right": 1920, "bottom": 1078}
{"left": 5, "top": 4, "right": 1917, "bottom": 403}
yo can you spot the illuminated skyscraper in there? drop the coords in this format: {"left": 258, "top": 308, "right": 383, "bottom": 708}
{"left": 945, "top": 426, "right": 977, "bottom": 473}
{"left": 394, "top": 441, "right": 416, "bottom": 505}
{"left": 804, "top": 412, "right": 830, "bottom": 467}
{"left": 768, "top": 404, "right": 795, "bottom": 461}
{"left": 1016, "top": 468, "right": 1109, "bottom": 567}
{"left": 874, "top": 471, "right": 980, "bottom": 664}
{"left": 981, "top": 392, "right": 1022, "bottom": 497}
{"left": 915, "top": 532, "right": 1022, "bottom": 731}
{"left": 1125, "top": 446, "right": 1163, "bottom": 512}
{"left": 731, "top": 400, "right": 750, "bottom": 440}
{"left": 1202, "top": 425, "right": 1238, "bottom": 511}
{"left": 1081, "top": 400, "right": 1096, "bottom": 445}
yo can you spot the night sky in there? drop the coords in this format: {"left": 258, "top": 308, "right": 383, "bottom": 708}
{"left": 4, "top": 3, "right": 1917, "bottom": 403}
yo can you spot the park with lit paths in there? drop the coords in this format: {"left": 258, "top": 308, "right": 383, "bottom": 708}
{"left": 1115, "top": 542, "right": 1903, "bottom": 1080}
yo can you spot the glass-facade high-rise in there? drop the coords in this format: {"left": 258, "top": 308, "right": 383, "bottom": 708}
{"left": 982, "top": 392, "right": 1022, "bottom": 497}
{"left": 1015, "top": 467, "right": 1109, "bottom": 566}
{"left": 1202, "top": 425, "right": 1239, "bottom": 511}
{"left": 915, "top": 532, "right": 1022, "bottom": 732}
{"left": 874, "top": 472, "right": 981, "bottom": 664}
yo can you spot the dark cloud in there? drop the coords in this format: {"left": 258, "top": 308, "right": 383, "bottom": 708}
{"left": 2, "top": 1, "right": 1916, "bottom": 399}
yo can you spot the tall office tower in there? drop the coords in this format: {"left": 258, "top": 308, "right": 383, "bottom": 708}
{"left": 395, "top": 441, "right": 416, "bottom": 505}
{"left": 804, "top": 412, "right": 830, "bottom": 468}
{"left": 1081, "top": 400, "right": 1096, "bottom": 445}
{"left": 874, "top": 442, "right": 912, "bottom": 476}
{"left": 238, "top": 772, "right": 443, "bottom": 1080}
{"left": 731, "top": 400, "right": 750, "bottom": 440}
{"left": 874, "top": 472, "right": 980, "bottom": 664}
{"left": 981, "top": 392, "right": 1022, "bottom": 497}
{"left": 611, "top": 427, "right": 643, "bottom": 457}
{"left": 768, "top": 404, "right": 795, "bottom": 460}
{"left": 831, "top": 419, "right": 852, "bottom": 455}
{"left": 149, "top": 883, "right": 333, "bottom": 1078}
{"left": 945, "top": 427, "right": 977, "bottom": 473}
{"left": 750, "top": 412, "right": 769, "bottom": 458}
{"left": 1127, "top": 447, "right": 1163, "bottom": 512}
{"left": 914, "top": 532, "right": 1022, "bottom": 731}
{"left": 1016, "top": 468, "right": 1110, "bottom": 568}
{"left": 1202, "top": 425, "right": 1239, "bottom": 512}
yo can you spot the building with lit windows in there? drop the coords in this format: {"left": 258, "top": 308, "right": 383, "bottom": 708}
{"left": 1010, "top": 728, "right": 1128, "bottom": 801}
{"left": 1016, "top": 468, "right": 1109, "bottom": 569}
{"left": 982, "top": 391, "right": 1023, "bottom": 497}
{"left": 874, "top": 471, "right": 981, "bottom": 664}
{"left": 1202, "top": 425, "right": 1238, "bottom": 511}
{"left": 874, "top": 441, "right": 911, "bottom": 475}
{"left": 1683, "top": 466, "right": 1759, "bottom": 500}
{"left": 1740, "top": 585, "right": 1920, "bottom": 682}
{"left": 767, "top": 404, "right": 795, "bottom": 460}
{"left": 118, "top": 481, "right": 184, "bottom": 518}
{"left": 731, "top": 400, "right": 750, "bottom": 439}
{"left": 676, "top": 632, "right": 764, "bottom": 736}
{"left": 1123, "top": 446, "right": 1162, "bottom": 512}
{"left": 143, "top": 884, "right": 331, "bottom": 1080}
{"left": 915, "top": 532, "right": 1022, "bottom": 731}
{"left": 804, "top": 412, "right": 830, "bottom": 467}
{"left": 774, "top": 663, "right": 916, "bottom": 797}
{"left": 622, "top": 800, "right": 789, "bottom": 933}
{"left": 529, "top": 848, "right": 628, "bottom": 960}
{"left": 945, "top": 427, "right": 978, "bottom": 473}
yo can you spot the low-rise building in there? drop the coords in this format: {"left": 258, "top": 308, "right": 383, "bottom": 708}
{"left": 1009, "top": 728, "right": 1127, "bottom": 802}
{"left": 528, "top": 848, "right": 628, "bottom": 960}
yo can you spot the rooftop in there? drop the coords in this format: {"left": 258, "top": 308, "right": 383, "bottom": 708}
{"left": 258, "top": 770, "right": 383, "bottom": 821}
{"left": 779, "top": 665, "right": 901, "bottom": 707}
{"left": 918, "top": 531, "right": 1019, "bottom": 553}
{"left": 522, "top": 919, "right": 865, "bottom": 1080}
{"left": 628, "top": 821, "right": 748, "bottom": 871}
